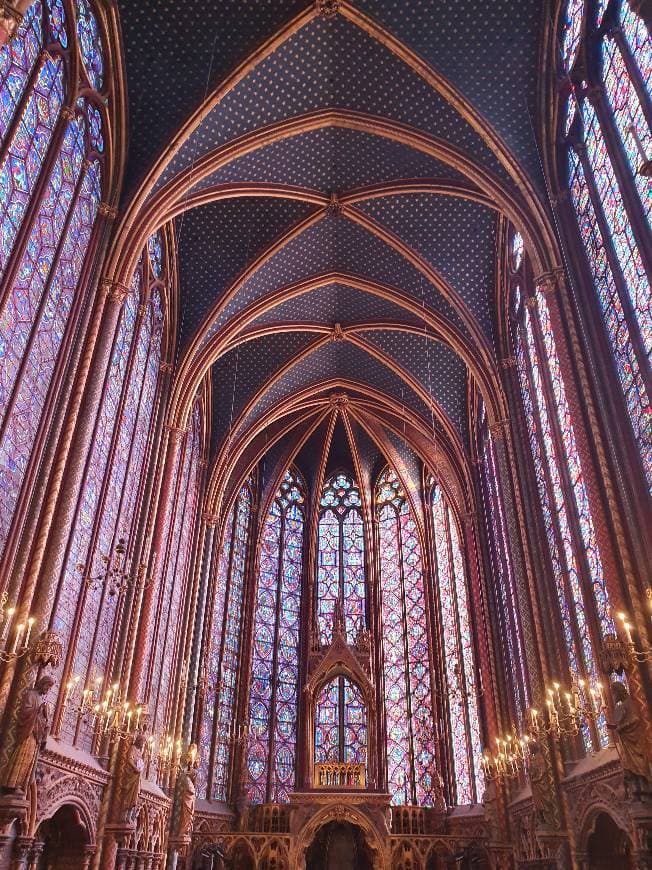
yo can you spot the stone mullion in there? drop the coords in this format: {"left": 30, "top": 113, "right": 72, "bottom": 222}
{"left": 527, "top": 290, "right": 616, "bottom": 684}
{"left": 229, "top": 489, "right": 260, "bottom": 807}
{"left": 0, "top": 160, "right": 92, "bottom": 585}
{"left": 370, "top": 512, "right": 388, "bottom": 795}
{"left": 182, "top": 515, "right": 216, "bottom": 745}
{"left": 296, "top": 494, "right": 313, "bottom": 790}
{"left": 115, "top": 363, "right": 174, "bottom": 695}
{"left": 476, "top": 444, "right": 522, "bottom": 726}
{"left": 263, "top": 504, "right": 286, "bottom": 804}
{"left": 420, "top": 484, "right": 450, "bottom": 801}
{"left": 206, "top": 502, "right": 238, "bottom": 800}
{"left": 394, "top": 505, "right": 417, "bottom": 805}
{"left": 0, "top": 281, "right": 129, "bottom": 767}
{"left": 571, "top": 141, "right": 651, "bottom": 391}
{"left": 166, "top": 465, "right": 208, "bottom": 763}
{"left": 127, "top": 425, "right": 186, "bottom": 703}
{"left": 586, "top": 86, "right": 652, "bottom": 280}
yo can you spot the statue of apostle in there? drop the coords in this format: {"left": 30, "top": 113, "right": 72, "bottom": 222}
{"left": 116, "top": 733, "right": 145, "bottom": 824}
{"left": 1, "top": 675, "right": 55, "bottom": 794}
{"left": 610, "top": 680, "right": 652, "bottom": 796}
{"left": 175, "top": 748, "right": 197, "bottom": 838}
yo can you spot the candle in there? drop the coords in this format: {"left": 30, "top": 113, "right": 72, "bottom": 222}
{"left": 0, "top": 605, "right": 15, "bottom": 642}
{"left": 23, "top": 616, "right": 34, "bottom": 649}
{"left": 12, "top": 623, "right": 24, "bottom": 654}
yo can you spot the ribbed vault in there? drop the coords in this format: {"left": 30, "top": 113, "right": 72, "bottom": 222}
{"left": 111, "top": 0, "right": 561, "bottom": 521}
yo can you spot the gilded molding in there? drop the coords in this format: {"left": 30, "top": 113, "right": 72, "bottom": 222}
{"left": 0, "top": 1, "right": 22, "bottom": 38}
{"left": 316, "top": 0, "right": 341, "bottom": 17}
{"left": 100, "top": 278, "right": 131, "bottom": 304}
{"left": 98, "top": 202, "right": 118, "bottom": 220}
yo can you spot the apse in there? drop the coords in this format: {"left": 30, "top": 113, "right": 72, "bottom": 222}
{"left": 0, "top": 2, "right": 650, "bottom": 870}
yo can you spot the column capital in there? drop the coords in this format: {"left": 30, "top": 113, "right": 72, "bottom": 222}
{"left": 533, "top": 271, "right": 557, "bottom": 296}
{"left": 201, "top": 512, "right": 219, "bottom": 527}
{"left": 98, "top": 201, "right": 118, "bottom": 220}
{"left": 460, "top": 511, "right": 476, "bottom": 527}
{"left": 159, "top": 361, "right": 174, "bottom": 374}
{"left": 316, "top": 0, "right": 341, "bottom": 18}
{"left": 100, "top": 278, "right": 131, "bottom": 305}
{"left": 499, "top": 356, "right": 517, "bottom": 370}
{"left": 488, "top": 418, "right": 509, "bottom": 439}
{"left": 165, "top": 424, "right": 187, "bottom": 445}
{"left": 0, "top": 2, "right": 23, "bottom": 42}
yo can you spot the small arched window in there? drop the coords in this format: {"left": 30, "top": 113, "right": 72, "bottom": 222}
{"left": 317, "top": 472, "right": 366, "bottom": 645}
{"left": 560, "top": 0, "right": 651, "bottom": 490}
{"left": 314, "top": 676, "right": 367, "bottom": 765}
{"left": 376, "top": 468, "right": 436, "bottom": 806}
{"left": 0, "top": 0, "right": 108, "bottom": 560}
{"left": 248, "top": 468, "right": 305, "bottom": 804}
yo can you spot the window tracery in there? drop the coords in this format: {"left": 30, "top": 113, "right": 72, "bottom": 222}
{"left": 561, "top": 0, "right": 651, "bottom": 489}
{"left": 248, "top": 468, "right": 305, "bottom": 804}
{"left": 317, "top": 473, "right": 366, "bottom": 646}
{"left": 0, "top": 0, "right": 106, "bottom": 561}
{"left": 198, "top": 478, "right": 254, "bottom": 802}
{"left": 314, "top": 676, "right": 367, "bottom": 766}
{"left": 431, "top": 484, "right": 482, "bottom": 805}
{"left": 50, "top": 235, "right": 165, "bottom": 748}
{"left": 376, "top": 468, "right": 436, "bottom": 807}
{"left": 510, "top": 231, "right": 613, "bottom": 749}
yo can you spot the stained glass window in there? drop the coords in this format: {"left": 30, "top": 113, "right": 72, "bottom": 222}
{"left": 477, "top": 403, "right": 530, "bottom": 725}
{"left": 315, "top": 677, "right": 367, "bottom": 765}
{"left": 50, "top": 235, "right": 165, "bottom": 749}
{"left": 376, "top": 468, "right": 436, "bottom": 807}
{"left": 248, "top": 469, "right": 305, "bottom": 804}
{"left": 561, "top": 1, "right": 651, "bottom": 490}
{"left": 317, "top": 473, "right": 366, "bottom": 645}
{"left": 0, "top": 1, "right": 106, "bottom": 566}
{"left": 203, "top": 480, "right": 253, "bottom": 802}
{"left": 510, "top": 232, "right": 611, "bottom": 748}
{"left": 431, "top": 485, "right": 482, "bottom": 805}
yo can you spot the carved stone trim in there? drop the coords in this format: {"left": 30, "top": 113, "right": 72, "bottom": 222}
{"left": 98, "top": 202, "right": 118, "bottom": 220}
{"left": 488, "top": 419, "right": 509, "bottom": 439}
{"left": 499, "top": 357, "right": 517, "bottom": 370}
{"left": 326, "top": 191, "right": 342, "bottom": 215}
{"left": 101, "top": 279, "right": 131, "bottom": 304}
{"left": 331, "top": 322, "right": 346, "bottom": 342}
{"left": 0, "top": 1, "right": 23, "bottom": 39}
{"left": 316, "top": 0, "right": 341, "bottom": 18}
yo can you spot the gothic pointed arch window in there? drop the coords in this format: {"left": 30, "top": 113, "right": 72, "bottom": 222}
{"left": 560, "top": 0, "right": 651, "bottom": 490}
{"left": 0, "top": 0, "right": 108, "bottom": 561}
{"left": 197, "top": 476, "right": 254, "bottom": 802}
{"left": 430, "top": 484, "right": 483, "bottom": 806}
{"left": 50, "top": 232, "right": 167, "bottom": 748}
{"left": 315, "top": 676, "right": 367, "bottom": 766}
{"left": 509, "top": 229, "right": 613, "bottom": 749}
{"left": 375, "top": 468, "right": 436, "bottom": 807}
{"left": 317, "top": 472, "right": 366, "bottom": 645}
{"left": 247, "top": 468, "right": 305, "bottom": 804}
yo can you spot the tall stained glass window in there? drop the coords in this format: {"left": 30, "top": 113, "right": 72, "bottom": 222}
{"left": 248, "top": 469, "right": 305, "bottom": 803}
{"left": 376, "top": 468, "right": 436, "bottom": 806}
{"left": 561, "top": 0, "right": 651, "bottom": 489}
{"left": 0, "top": 0, "right": 106, "bottom": 563}
{"left": 51, "top": 235, "right": 166, "bottom": 749}
{"left": 199, "top": 478, "right": 253, "bottom": 802}
{"left": 510, "top": 230, "right": 613, "bottom": 748}
{"left": 315, "top": 677, "right": 367, "bottom": 766}
{"left": 477, "top": 402, "right": 530, "bottom": 725}
{"left": 431, "top": 485, "right": 482, "bottom": 805}
{"left": 317, "top": 473, "right": 366, "bottom": 645}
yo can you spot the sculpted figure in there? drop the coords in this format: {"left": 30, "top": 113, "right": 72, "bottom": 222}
{"left": 610, "top": 680, "right": 652, "bottom": 793}
{"left": 176, "top": 758, "right": 197, "bottom": 838}
{"left": 2, "top": 675, "right": 54, "bottom": 793}
{"left": 117, "top": 733, "right": 145, "bottom": 824}
{"left": 527, "top": 742, "right": 557, "bottom": 831}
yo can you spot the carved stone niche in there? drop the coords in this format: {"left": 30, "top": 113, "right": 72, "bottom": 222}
{"left": 304, "top": 603, "right": 377, "bottom": 791}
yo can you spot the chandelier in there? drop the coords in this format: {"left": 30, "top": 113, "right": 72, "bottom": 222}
{"left": 76, "top": 536, "right": 155, "bottom": 596}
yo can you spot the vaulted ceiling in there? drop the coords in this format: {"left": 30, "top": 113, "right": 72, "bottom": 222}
{"left": 115, "top": 0, "right": 554, "bottom": 515}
